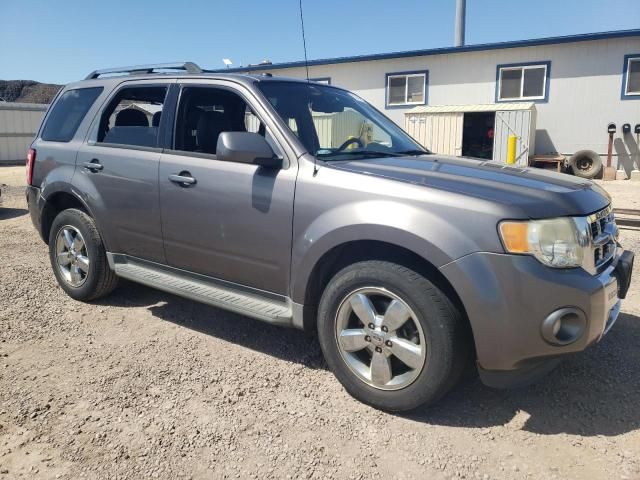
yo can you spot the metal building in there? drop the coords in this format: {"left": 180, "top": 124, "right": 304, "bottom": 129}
{"left": 0, "top": 102, "right": 47, "bottom": 164}
{"left": 220, "top": 29, "right": 640, "bottom": 176}
{"left": 405, "top": 103, "right": 536, "bottom": 166}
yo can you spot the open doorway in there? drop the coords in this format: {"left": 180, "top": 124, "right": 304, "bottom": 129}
{"left": 462, "top": 112, "right": 495, "bottom": 159}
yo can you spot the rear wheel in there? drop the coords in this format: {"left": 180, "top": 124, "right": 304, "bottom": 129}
{"left": 317, "top": 260, "right": 468, "bottom": 412}
{"left": 48, "top": 208, "right": 118, "bottom": 301}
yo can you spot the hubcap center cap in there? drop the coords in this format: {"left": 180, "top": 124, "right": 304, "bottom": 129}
{"left": 370, "top": 333, "right": 385, "bottom": 346}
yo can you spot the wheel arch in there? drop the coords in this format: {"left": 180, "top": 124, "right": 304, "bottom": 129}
{"left": 298, "top": 239, "right": 470, "bottom": 337}
{"left": 41, "top": 190, "right": 93, "bottom": 245}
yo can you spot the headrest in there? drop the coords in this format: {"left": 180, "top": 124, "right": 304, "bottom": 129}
{"left": 152, "top": 111, "right": 162, "bottom": 127}
{"left": 115, "top": 108, "right": 149, "bottom": 127}
{"left": 196, "top": 111, "right": 230, "bottom": 154}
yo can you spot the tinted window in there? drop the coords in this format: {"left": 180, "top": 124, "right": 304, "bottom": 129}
{"left": 97, "top": 86, "right": 167, "bottom": 148}
{"left": 173, "top": 86, "right": 280, "bottom": 157}
{"left": 41, "top": 87, "right": 103, "bottom": 142}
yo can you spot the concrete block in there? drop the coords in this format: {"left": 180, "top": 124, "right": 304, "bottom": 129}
{"left": 630, "top": 170, "right": 640, "bottom": 181}
{"left": 603, "top": 166, "right": 617, "bottom": 181}
{"left": 616, "top": 169, "right": 628, "bottom": 180}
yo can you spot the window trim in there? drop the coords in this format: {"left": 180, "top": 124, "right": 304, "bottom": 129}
{"left": 164, "top": 83, "right": 289, "bottom": 168}
{"left": 385, "top": 70, "right": 428, "bottom": 108}
{"left": 621, "top": 53, "right": 640, "bottom": 100}
{"left": 309, "top": 77, "right": 331, "bottom": 85}
{"left": 495, "top": 61, "right": 551, "bottom": 103}
{"left": 89, "top": 82, "right": 171, "bottom": 152}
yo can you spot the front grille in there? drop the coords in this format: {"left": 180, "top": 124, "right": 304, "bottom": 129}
{"left": 588, "top": 207, "right": 617, "bottom": 271}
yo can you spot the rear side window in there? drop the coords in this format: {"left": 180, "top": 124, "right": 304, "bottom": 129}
{"left": 41, "top": 87, "right": 103, "bottom": 142}
{"left": 97, "top": 86, "right": 167, "bottom": 149}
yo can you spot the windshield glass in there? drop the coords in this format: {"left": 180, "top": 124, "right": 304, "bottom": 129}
{"left": 256, "top": 81, "right": 428, "bottom": 161}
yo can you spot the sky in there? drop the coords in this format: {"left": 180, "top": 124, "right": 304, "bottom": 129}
{"left": 1, "top": 0, "right": 639, "bottom": 85}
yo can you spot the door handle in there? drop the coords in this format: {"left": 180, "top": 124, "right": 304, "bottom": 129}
{"left": 169, "top": 171, "right": 197, "bottom": 187}
{"left": 83, "top": 159, "right": 104, "bottom": 172}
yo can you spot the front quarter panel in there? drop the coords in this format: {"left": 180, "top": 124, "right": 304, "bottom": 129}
{"left": 290, "top": 158, "right": 508, "bottom": 303}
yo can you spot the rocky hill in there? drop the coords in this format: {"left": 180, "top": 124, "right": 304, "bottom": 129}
{"left": 0, "top": 80, "right": 62, "bottom": 104}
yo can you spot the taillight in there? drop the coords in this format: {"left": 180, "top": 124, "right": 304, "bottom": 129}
{"left": 26, "top": 148, "right": 36, "bottom": 185}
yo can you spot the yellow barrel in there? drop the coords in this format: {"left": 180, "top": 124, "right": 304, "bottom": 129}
{"left": 507, "top": 134, "right": 517, "bottom": 164}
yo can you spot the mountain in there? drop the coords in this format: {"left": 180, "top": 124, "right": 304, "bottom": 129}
{"left": 0, "top": 80, "right": 62, "bottom": 104}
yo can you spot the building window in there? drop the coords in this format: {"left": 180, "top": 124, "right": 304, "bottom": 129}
{"left": 385, "top": 71, "right": 428, "bottom": 107}
{"left": 310, "top": 77, "right": 331, "bottom": 85}
{"left": 496, "top": 62, "right": 550, "bottom": 102}
{"left": 622, "top": 54, "right": 640, "bottom": 99}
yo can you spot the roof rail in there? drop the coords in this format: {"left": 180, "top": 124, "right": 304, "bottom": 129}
{"left": 85, "top": 62, "right": 203, "bottom": 80}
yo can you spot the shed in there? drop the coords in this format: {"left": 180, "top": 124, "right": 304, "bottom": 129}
{"left": 0, "top": 102, "right": 47, "bottom": 164}
{"left": 405, "top": 103, "right": 536, "bottom": 167}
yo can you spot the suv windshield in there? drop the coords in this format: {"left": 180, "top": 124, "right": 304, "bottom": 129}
{"left": 257, "top": 81, "right": 428, "bottom": 161}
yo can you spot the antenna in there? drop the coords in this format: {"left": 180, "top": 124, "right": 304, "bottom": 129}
{"left": 298, "top": 0, "right": 310, "bottom": 82}
{"left": 298, "top": 0, "right": 318, "bottom": 176}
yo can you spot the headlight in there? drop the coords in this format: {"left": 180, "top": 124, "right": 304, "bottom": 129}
{"left": 499, "top": 218, "right": 584, "bottom": 268}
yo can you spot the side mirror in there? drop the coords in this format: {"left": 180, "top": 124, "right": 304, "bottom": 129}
{"left": 216, "top": 132, "right": 282, "bottom": 168}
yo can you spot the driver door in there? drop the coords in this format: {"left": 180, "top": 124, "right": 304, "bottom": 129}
{"left": 158, "top": 82, "right": 297, "bottom": 295}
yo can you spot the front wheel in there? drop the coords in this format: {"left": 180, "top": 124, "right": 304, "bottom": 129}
{"left": 48, "top": 208, "right": 118, "bottom": 301}
{"left": 317, "top": 260, "right": 468, "bottom": 412}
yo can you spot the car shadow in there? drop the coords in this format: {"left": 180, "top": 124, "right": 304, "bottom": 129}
{"left": 0, "top": 207, "right": 28, "bottom": 220}
{"left": 98, "top": 281, "right": 326, "bottom": 370}
{"left": 99, "top": 283, "right": 640, "bottom": 436}
{"left": 406, "top": 312, "right": 640, "bottom": 437}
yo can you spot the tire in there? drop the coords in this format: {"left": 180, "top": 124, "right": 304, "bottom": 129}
{"left": 569, "top": 150, "right": 602, "bottom": 179}
{"left": 317, "top": 260, "right": 469, "bottom": 412}
{"left": 48, "top": 208, "right": 118, "bottom": 301}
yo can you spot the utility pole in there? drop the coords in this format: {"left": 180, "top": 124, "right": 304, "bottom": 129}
{"left": 455, "top": 0, "right": 466, "bottom": 47}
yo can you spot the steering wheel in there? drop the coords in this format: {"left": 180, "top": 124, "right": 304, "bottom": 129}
{"left": 336, "top": 137, "right": 364, "bottom": 152}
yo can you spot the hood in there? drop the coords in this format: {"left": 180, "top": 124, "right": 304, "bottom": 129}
{"left": 327, "top": 154, "right": 610, "bottom": 218}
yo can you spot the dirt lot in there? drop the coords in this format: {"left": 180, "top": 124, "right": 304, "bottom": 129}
{"left": 1, "top": 166, "right": 639, "bottom": 480}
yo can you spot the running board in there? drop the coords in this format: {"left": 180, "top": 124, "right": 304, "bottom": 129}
{"left": 107, "top": 254, "right": 294, "bottom": 326}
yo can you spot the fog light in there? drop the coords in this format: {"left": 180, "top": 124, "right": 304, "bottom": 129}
{"left": 541, "top": 308, "right": 586, "bottom": 346}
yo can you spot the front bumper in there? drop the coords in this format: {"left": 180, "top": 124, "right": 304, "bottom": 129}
{"left": 440, "top": 249, "right": 634, "bottom": 388}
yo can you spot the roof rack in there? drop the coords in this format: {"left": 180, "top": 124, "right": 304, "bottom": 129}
{"left": 85, "top": 62, "right": 203, "bottom": 80}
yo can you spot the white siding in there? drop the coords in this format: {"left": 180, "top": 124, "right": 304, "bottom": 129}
{"left": 0, "top": 103, "right": 47, "bottom": 163}
{"left": 493, "top": 110, "right": 532, "bottom": 166}
{"left": 251, "top": 36, "right": 640, "bottom": 171}
{"left": 406, "top": 112, "right": 462, "bottom": 155}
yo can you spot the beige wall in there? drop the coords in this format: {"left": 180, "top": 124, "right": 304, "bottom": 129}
{"left": 252, "top": 36, "right": 640, "bottom": 172}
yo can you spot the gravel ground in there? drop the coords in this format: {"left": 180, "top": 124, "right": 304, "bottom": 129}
{"left": 1, "top": 167, "right": 639, "bottom": 480}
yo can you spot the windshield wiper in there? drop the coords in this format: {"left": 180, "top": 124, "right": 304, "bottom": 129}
{"left": 394, "top": 149, "right": 430, "bottom": 156}
{"left": 318, "top": 150, "right": 402, "bottom": 159}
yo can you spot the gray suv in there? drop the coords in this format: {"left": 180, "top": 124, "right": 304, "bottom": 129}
{"left": 26, "top": 62, "right": 634, "bottom": 411}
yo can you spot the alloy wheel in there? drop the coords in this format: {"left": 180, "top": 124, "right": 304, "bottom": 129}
{"left": 55, "top": 225, "right": 90, "bottom": 287}
{"left": 334, "top": 287, "right": 427, "bottom": 390}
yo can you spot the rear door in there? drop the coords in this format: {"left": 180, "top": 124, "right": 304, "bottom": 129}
{"left": 74, "top": 80, "right": 173, "bottom": 263}
{"left": 158, "top": 80, "right": 297, "bottom": 295}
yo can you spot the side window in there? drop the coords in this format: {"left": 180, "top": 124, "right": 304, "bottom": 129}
{"left": 173, "top": 86, "right": 281, "bottom": 157}
{"left": 622, "top": 54, "right": 640, "bottom": 99}
{"left": 497, "top": 63, "right": 549, "bottom": 102}
{"left": 96, "top": 86, "right": 167, "bottom": 148}
{"left": 386, "top": 71, "right": 427, "bottom": 107}
{"left": 41, "top": 87, "right": 103, "bottom": 142}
